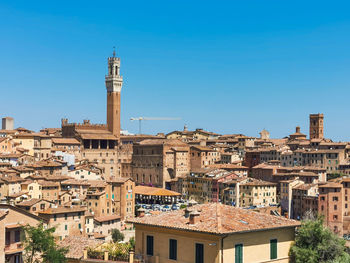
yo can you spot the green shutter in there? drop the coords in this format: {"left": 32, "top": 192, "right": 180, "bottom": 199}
{"left": 270, "top": 239, "right": 277, "bottom": 259}
{"left": 235, "top": 244, "right": 243, "bottom": 263}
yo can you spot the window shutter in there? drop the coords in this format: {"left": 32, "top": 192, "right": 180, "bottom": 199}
{"left": 235, "top": 244, "right": 243, "bottom": 263}
{"left": 270, "top": 239, "right": 277, "bottom": 259}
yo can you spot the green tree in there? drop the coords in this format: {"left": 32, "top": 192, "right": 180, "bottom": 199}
{"left": 111, "top": 229, "right": 125, "bottom": 243}
{"left": 22, "top": 223, "right": 68, "bottom": 263}
{"left": 289, "top": 216, "right": 350, "bottom": 263}
{"left": 128, "top": 236, "right": 135, "bottom": 250}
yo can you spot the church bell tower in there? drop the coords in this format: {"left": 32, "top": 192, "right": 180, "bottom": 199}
{"left": 105, "top": 50, "right": 123, "bottom": 140}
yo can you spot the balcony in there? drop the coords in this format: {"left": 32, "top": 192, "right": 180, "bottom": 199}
{"left": 4, "top": 242, "right": 23, "bottom": 254}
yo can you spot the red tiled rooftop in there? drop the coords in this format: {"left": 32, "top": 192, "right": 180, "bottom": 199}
{"left": 129, "top": 203, "right": 300, "bottom": 235}
{"left": 94, "top": 214, "right": 121, "bottom": 223}
{"left": 135, "top": 185, "right": 181, "bottom": 196}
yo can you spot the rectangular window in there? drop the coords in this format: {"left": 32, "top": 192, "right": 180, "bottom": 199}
{"left": 5, "top": 231, "right": 10, "bottom": 245}
{"left": 169, "top": 239, "right": 177, "bottom": 260}
{"left": 147, "top": 235, "right": 154, "bottom": 256}
{"left": 270, "top": 239, "right": 277, "bottom": 260}
{"left": 15, "top": 230, "right": 21, "bottom": 242}
{"left": 235, "top": 244, "right": 243, "bottom": 263}
{"left": 65, "top": 225, "right": 68, "bottom": 231}
{"left": 195, "top": 243, "right": 204, "bottom": 263}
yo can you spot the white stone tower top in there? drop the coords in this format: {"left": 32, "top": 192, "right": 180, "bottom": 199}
{"left": 105, "top": 48, "right": 123, "bottom": 93}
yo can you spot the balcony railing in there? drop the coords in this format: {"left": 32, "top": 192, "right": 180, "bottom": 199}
{"left": 4, "top": 242, "right": 23, "bottom": 253}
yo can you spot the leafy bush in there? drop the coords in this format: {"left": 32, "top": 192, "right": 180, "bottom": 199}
{"left": 111, "top": 229, "right": 125, "bottom": 243}
{"left": 289, "top": 216, "right": 350, "bottom": 263}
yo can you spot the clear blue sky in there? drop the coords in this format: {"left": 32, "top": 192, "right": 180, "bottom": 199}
{"left": 1, "top": 1, "right": 350, "bottom": 140}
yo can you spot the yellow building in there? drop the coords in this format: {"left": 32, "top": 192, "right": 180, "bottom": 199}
{"left": 130, "top": 203, "right": 300, "bottom": 263}
{"left": 12, "top": 133, "right": 35, "bottom": 156}
{"left": 239, "top": 178, "right": 277, "bottom": 207}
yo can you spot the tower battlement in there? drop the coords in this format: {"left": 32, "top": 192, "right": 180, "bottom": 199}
{"left": 61, "top": 118, "right": 107, "bottom": 130}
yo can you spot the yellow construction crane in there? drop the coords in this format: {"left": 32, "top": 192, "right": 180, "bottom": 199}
{"left": 130, "top": 117, "right": 181, "bottom": 134}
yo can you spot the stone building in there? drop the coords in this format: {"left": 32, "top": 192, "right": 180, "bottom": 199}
{"left": 239, "top": 178, "right": 277, "bottom": 207}
{"left": 310, "top": 113, "right": 324, "bottom": 139}
{"left": 189, "top": 145, "right": 220, "bottom": 169}
{"left": 61, "top": 119, "right": 119, "bottom": 178}
{"left": 38, "top": 206, "right": 87, "bottom": 240}
{"left": 318, "top": 182, "right": 343, "bottom": 235}
{"left": 86, "top": 178, "right": 134, "bottom": 221}
{"left": 132, "top": 139, "right": 190, "bottom": 188}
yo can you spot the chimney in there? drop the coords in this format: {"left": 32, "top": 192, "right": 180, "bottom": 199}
{"left": 137, "top": 208, "right": 145, "bottom": 217}
{"left": 296, "top": 126, "right": 301, "bottom": 133}
{"left": 189, "top": 211, "right": 200, "bottom": 224}
{"left": 188, "top": 199, "right": 198, "bottom": 207}
{"left": 184, "top": 207, "right": 192, "bottom": 218}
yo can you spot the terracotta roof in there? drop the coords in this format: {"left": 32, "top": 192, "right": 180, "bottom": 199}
{"left": 107, "top": 177, "right": 133, "bottom": 184}
{"left": 59, "top": 236, "right": 104, "bottom": 260}
{"left": 130, "top": 203, "right": 300, "bottom": 235}
{"left": 94, "top": 214, "right": 121, "bottom": 223}
{"left": 0, "top": 153, "right": 22, "bottom": 159}
{"left": 16, "top": 198, "right": 41, "bottom": 206}
{"left": 0, "top": 176, "right": 24, "bottom": 183}
{"left": 61, "top": 179, "right": 91, "bottom": 186}
{"left": 7, "top": 191, "right": 28, "bottom": 198}
{"left": 88, "top": 180, "right": 107, "bottom": 188}
{"left": 38, "top": 180, "right": 59, "bottom": 187}
{"left": 208, "top": 164, "right": 248, "bottom": 170}
{"left": 30, "top": 160, "right": 62, "bottom": 168}
{"left": 39, "top": 206, "right": 86, "bottom": 215}
{"left": 138, "top": 139, "right": 188, "bottom": 147}
{"left": 319, "top": 182, "right": 342, "bottom": 188}
{"left": 93, "top": 232, "right": 106, "bottom": 239}
{"left": 80, "top": 133, "right": 117, "bottom": 140}
{"left": 293, "top": 184, "right": 316, "bottom": 191}
{"left": 135, "top": 185, "right": 181, "bottom": 196}
{"left": 241, "top": 178, "right": 277, "bottom": 186}
{"left": 16, "top": 198, "right": 53, "bottom": 207}
{"left": 51, "top": 138, "right": 81, "bottom": 145}
{"left": 190, "top": 145, "right": 215, "bottom": 152}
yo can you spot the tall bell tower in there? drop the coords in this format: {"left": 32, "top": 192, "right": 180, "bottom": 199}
{"left": 309, "top": 113, "right": 324, "bottom": 139}
{"left": 105, "top": 49, "right": 123, "bottom": 140}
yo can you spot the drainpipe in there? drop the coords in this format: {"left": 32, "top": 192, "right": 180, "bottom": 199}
{"left": 221, "top": 235, "right": 229, "bottom": 263}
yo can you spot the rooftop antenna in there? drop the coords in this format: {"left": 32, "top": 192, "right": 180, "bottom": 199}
{"left": 113, "top": 46, "right": 116, "bottom": 57}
